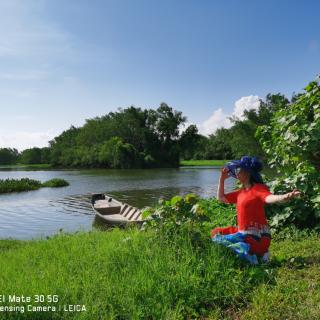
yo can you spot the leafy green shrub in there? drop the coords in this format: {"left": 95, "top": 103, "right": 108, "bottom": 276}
{"left": 257, "top": 77, "right": 320, "bottom": 229}
{"left": 143, "top": 194, "right": 236, "bottom": 247}
{"left": 41, "top": 178, "right": 69, "bottom": 188}
{"left": 143, "top": 153, "right": 156, "bottom": 167}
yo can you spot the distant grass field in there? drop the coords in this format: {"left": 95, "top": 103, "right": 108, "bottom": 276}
{"left": 180, "top": 160, "right": 228, "bottom": 167}
{"left": 0, "top": 164, "right": 52, "bottom": 170}
{"left": 1, "top": 161, "right": 226, "bottom": 169}
{"left": 0, "top": 227, "right": 319, "bottom": 319}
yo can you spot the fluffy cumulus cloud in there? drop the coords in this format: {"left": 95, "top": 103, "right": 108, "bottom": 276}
{"left": 198, "top": 95, "right": 260, "bottom": 136}
{"left": 0, "top": 130, "right": 59, "bottom": 151}
{"left": 233, "top": 95, "right": 260, "bottom": 120}
{"left": 198, "top": 108, "right": 232, "bottom": 136}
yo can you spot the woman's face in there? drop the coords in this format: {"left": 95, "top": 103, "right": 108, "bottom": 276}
{"left": 236, "top": 168, "right": 250, "bottom": 184}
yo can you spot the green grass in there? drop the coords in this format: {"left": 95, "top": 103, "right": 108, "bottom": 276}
{"left": 180, "top": 160, "right": 229, "bottom": 167}
{"left": 0, "top": 227, "right": 318, "bottom": 319}
{"left": 237, "top": 229, "right": 320, "bottom": 320}
{"left": 0, "top": 229, "right": 269, "bottom": 320}
{"left": 0, "top": 178, "right": 69, "bottom": 194}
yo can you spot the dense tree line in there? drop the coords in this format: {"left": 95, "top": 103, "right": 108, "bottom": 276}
{"left": 49, "top": 103, "right": 186, "bottom": 168}
{"left": 0, "top": 93, "right": 298, "bottom": 168}
{"left": 181, "top": 93, "right": 290, "bottom": 161}
{"left": 0, "top": 147, "right": 50, "bottom": 165}
{"left": 0, "top": 148, "right": 19, "bottom": 165}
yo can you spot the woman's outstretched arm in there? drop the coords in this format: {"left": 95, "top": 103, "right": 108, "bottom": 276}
{"left": 265, "top": 189, "right": 301, "bottom": 204}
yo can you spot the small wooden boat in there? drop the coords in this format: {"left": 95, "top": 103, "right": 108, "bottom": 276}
{"left": 91, "top": 193, "right": 144, "bottom": 225}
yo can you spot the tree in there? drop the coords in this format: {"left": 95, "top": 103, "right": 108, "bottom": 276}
{"left": 19, "top": 148, "right": 42, "bottom": 164}
{"left": 229, "top": 94, "right": 289, "bottom": 159}
{"left": 43, "top": 104, "right": 187, "bottom": 168}
{"left": 179, "top": 125, "right": 207, "bottom": 160}
{"left": 0, "top": 148, "right": 19, "bottom": 164}
{"left": 257, "top": 78, "right": 320, "bottom": 229}
{"left": 40, "top": 147, "right": 51, "bottom": 164}
{"left": 152, "top": 103, "right": 187, "bottom": 166}
{"left": 49, "top": 126, "right": 81, "bottom": 166}
{"left": 98, "top": 137, "right": 138, "bottom": 169}
{"left": 155, "top": 103, "right": 186, "bottom": 142}
{"left": 205, "top": 128, "right": 233, "bottom": 160}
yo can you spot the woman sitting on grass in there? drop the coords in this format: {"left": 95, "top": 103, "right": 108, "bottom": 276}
{"left": 211, "top": 156, "right": 301, "bottom": 264}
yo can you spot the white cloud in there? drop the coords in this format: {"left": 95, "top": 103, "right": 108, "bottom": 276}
{"left": 0, "top": 130, "right": 59, "bottom": 151}
{"left": 197, "top": 95, "right": 261, "bottom": 136}
{"left": 233, "top": 95, "right": 260, "bottom": 120}
{"left": 198, "top": 108, "right": 232, "bottom": 136}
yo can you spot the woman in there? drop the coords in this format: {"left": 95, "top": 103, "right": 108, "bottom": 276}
{"left": 211, "top": 156, "right": 300, "bottom": 264}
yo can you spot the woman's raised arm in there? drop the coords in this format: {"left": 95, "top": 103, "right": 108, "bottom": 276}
{"left": 217, "top": 167, "right": 230, "bottom": 203}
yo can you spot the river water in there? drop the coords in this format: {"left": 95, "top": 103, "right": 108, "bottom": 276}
{"left": 0, "top": 167, "right": 235, "bottom": 240}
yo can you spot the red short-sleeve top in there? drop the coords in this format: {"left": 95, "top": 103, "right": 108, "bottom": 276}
{"left": 224, "top": 183, "right": 271, "bottom": 231}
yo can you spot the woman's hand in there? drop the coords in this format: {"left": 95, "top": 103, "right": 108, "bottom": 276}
{"left": 217, "top": 167, "right": 230, "bottom": 203}
{"left": 220, "top": 167, "right": 230, "bottom": 181}
{"left": 282, "top": 189, "right": 301, "bottom": 201}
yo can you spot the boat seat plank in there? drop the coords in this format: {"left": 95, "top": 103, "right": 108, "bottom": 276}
{"left": 94, "top": 206, "right": 121, "bottom": 215}
{"left": 135, "top": 212, "right": 142, "bottom": 221}
{"left": 131, "top": 210, "right": 141, "bottom": 221}
{"left": 120, "top": 204, "right": 128, "bottom": 214}
{"left": 128, "top": 208, "right": 138, "bottom": 220}
{"left": 123, "top": 206, "right": 133, "bottom": 217}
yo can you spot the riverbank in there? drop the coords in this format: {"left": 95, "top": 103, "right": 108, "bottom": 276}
{"left": 180, "top": 160, "right": 228, "bottom": 166}
{"left": 0, "top": 160, "right": 227, "bottom": 171}
{"left": 0, "top": 227, "right": 319, "bottom": 319}
{"left": 0, "top": 164, "right": 52, "bottom": 170}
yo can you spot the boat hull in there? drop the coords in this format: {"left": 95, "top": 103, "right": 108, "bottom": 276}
{"left": 91, "top": 193, "right": 144, "bottom": 226}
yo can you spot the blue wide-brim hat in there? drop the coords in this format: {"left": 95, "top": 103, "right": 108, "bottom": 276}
{"left": 225, "top": 156, "right": 263, "bottom": 183}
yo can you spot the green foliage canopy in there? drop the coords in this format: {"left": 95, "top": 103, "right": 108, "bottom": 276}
{"left": 229, "top": 94, "right": 289, "bottom": 160}
{"left": 204, "top": 128, "right": 233, "bottom": 160}
{"left": 0, "top": 148, "right": 19, "bottom": 165}
{"left": 48, "top": 103, "right": 186, "bottom": 168}
{"left": 19, "top": 148, "right": 42, "bottom": 164}
{"left": 179, "top": 125, "right": 208, "bottom": 160}
{"left": 257, "top": 78, "right": 320, "bottom": 229}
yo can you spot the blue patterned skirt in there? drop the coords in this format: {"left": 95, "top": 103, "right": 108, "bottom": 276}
{"left": 212, "top": 232, "right": 260, "bottom": 265}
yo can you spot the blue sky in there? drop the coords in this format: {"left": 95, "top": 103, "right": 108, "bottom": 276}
{"left": 0, "top": 0, "right": 319, "bottom": 150}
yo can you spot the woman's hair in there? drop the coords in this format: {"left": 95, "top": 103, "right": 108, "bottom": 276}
{"left": 242, "top": 156, "right": 264, "bottom": 185}
{"left": 249, "top": 171, "right": 264, "bottom": 185}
